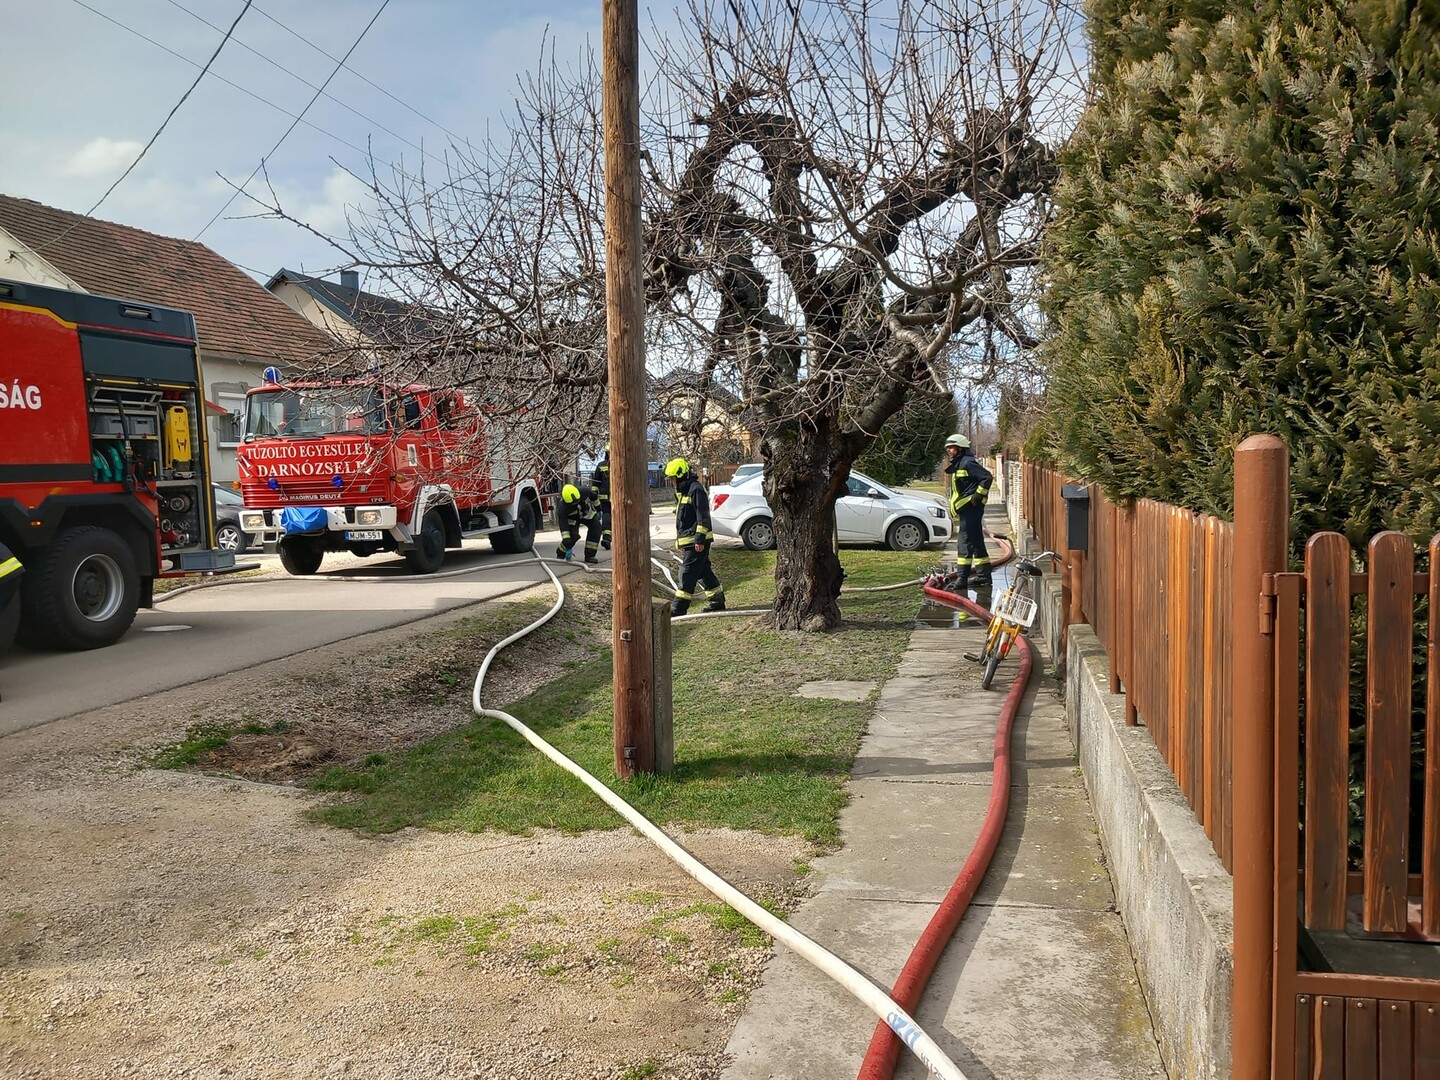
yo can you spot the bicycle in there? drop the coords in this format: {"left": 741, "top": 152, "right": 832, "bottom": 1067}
{"left": 963, "top": 549, "right": 1061, "bottom": 690}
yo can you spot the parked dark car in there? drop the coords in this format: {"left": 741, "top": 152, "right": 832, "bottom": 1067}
{"left": 212, "top": 484, "right": 253, "bottom": 553}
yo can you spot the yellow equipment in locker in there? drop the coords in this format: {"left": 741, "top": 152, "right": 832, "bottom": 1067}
{"left": 164, "top": 404, "right": 193, "bottom": 469}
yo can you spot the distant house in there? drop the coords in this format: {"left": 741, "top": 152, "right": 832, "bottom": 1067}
{"left": 0, "top": 194, "right": 333, "bottom": 483}
{"left": 266, "top": 268, "right": 422, "bottom": 349}
{"left": 650, "top": 370, "right": 759, "bottom": 465}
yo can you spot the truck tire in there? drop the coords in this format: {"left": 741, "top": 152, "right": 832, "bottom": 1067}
{"left": 0, "top": 593, "right": 19, "bottom": 657}
{"left": 278, "top": 537, "right": 324, "bottom": 576}
{"left": 404, "top": 510, "right": 447, "bottom": 574}
{"left": 490, "top": 498, "right": 538, "bottom": 555}
{"left": 21, "top": 526, "right": 140, "bottom": 650}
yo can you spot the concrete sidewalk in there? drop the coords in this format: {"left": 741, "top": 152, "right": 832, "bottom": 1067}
{"left": 721, "top": 589, "right": 1168, "bottom": 1078}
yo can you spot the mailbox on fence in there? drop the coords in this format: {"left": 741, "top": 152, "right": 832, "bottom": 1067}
{"left": 1061, "top": 483, "right": 1090, "bottom": 551}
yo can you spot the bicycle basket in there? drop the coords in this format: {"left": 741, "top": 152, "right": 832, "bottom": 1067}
{"left": 992, "top": 589, "right": 1038, "bottom": 628}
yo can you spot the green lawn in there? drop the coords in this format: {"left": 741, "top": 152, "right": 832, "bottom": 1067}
{"left": 308, "top": 547, "right": 928, "bottom": 846}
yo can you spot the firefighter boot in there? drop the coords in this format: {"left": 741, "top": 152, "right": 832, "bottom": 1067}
{"left": 670, "top": 598, "right": 691, "bottom": 617}
{"left": 954, "top": 565, "right": 971, "bottom": 591}
{"left": 970, "top": 564, "right": 993, "bottom": 588}
{"left": 702, "top": 593, "right": 727, "bottom": 614}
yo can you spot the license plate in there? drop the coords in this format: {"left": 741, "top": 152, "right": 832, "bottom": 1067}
{"left": 345, "top": 530, "right": 383, "bottom": 541}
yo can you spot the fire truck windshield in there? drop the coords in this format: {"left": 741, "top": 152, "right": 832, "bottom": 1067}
{"left": 244, "top": 386, "right": 388, "bottom": 439}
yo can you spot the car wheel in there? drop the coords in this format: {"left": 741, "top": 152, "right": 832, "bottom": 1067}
{"left": 885, "top": 518, "right": 927, "bottom": 552}
{"left": 740, "top": 517, "right": 776, "bottom": 551}
{"left": 215, "top": 522, "right": 245, "bottom": 553}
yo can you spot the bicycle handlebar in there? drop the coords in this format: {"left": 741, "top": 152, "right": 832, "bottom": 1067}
{"left": 1022, "top": 550, "right": 1062, "bottom": 564}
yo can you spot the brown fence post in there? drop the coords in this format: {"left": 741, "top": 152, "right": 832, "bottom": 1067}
{"left": 1231, "top": 434, "right": 1290, "bottom": 1080}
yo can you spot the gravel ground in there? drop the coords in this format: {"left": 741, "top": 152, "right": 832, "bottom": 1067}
{"left": 0, "top": 586, "right": 812, "bottom": 1079}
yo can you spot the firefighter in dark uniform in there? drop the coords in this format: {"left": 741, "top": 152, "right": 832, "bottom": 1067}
{"left": 556, "top": 482, "right": 603, "bottom": 564}
{"left": 944, "top": 433, "right": 994, "bottom": 588}
{"left": 592, "top": 443, "right": 612, "bottom": 551}
{"left": 665, "top": 457, "right": 726, "bottom": 616}
{"left": 0, "top": 541, "right": 22, "bottom": 702}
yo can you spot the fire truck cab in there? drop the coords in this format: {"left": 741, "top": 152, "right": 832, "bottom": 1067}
{"left": 0, "top": 278, "right": 236, "bottom": 650}
{"left": 235, "top": 375, "right": 543, "bottom": 575}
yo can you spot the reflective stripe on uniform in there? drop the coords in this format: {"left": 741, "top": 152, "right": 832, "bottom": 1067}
{"left": 0, "top": 557, "right": 21, "bottom": 580}
{"left": 676, "top": 534, "right": 696, "bottom": 547}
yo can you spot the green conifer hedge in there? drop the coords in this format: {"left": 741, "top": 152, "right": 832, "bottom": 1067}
{"left": 1039, "top": 0, "right": 1440, "bottom": 544}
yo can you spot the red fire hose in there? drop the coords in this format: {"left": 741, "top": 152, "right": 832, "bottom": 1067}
{"left": 855, "top": 580, "right": 1035, "bottom": 1080}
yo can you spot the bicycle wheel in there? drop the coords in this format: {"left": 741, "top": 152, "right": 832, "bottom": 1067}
{"left": 981, "top": 630, "right": 1009, "bottom": 690}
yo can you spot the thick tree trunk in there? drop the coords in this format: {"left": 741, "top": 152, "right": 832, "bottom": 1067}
{"left": 761, "top": 428, "right": 848, "bottom": 631}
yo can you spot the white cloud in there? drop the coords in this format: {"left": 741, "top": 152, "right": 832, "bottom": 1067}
{"left": 60, "top": 137, "right": 145, "bottom": 178}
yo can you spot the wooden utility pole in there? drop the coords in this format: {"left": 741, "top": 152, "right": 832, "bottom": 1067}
{"left": 602, "top": 0, "right": 655, "bottom": 777}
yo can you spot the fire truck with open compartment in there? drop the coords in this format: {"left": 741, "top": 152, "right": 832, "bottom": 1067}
{"left": 0, "top": 278, "right": 237, "bottom": 651}
{"left": 233, "top": 373, "right": 544, "bottom": 575}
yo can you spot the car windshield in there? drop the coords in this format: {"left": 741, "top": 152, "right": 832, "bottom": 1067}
{"left": 244, "top": 385, "right": 388, "bottom": 439}
{"left": 212, "top": 486, "right": 243, "bottom": 505}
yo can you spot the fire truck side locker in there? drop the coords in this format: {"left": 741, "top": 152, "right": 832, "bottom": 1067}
{"left": 0, "top": 277, "right": 236, "bottom": 650}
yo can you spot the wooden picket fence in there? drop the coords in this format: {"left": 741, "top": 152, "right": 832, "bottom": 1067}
{"left": 1021, "top": 449, "right": 1440, "bottom": 1078}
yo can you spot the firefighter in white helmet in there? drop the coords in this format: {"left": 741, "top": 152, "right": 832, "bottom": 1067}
{"left": 944, "top": 433, "right": 993, "bottom": 588}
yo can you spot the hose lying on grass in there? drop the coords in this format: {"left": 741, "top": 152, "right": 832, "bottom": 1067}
{"left": 470, "top": 554, "right": 973, "bottom": 1080}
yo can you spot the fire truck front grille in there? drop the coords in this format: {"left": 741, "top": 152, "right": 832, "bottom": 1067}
{"left": 241, "top": 478, "right": 381, "bottom": 505}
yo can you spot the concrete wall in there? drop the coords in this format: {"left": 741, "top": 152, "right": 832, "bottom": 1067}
{"left": 1026, "top": 512, "right": 1234, "bottom": 1080}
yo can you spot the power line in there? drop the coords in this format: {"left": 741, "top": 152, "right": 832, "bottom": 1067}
{"left": 66, "top": 0, "right": 373, "bottom": 162}
{"left": 160, "top": 0, "right": 453, "bottom": 169}
{"left": 194, "top": 0, "right": 393, "bottom": 241}
{"left": 36, "top": 0, "right": 254, "bottom": 252}
{"left": 248, "top": 0, "right": 468, "bottom": 146}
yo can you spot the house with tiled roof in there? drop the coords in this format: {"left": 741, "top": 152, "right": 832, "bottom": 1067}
{"left": 0, "top": 193, "right": 334, "bottom": 482}
{"left": 266, "top": 268, "right": 426, "bottom": 348}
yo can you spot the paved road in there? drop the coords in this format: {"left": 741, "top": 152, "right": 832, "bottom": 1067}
{"left": 0, "top": 524, "right": 603, "bottom": 737}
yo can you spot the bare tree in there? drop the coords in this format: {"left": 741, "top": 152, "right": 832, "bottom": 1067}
{"left": 258, "top": 0, "right": 1083, "bottom": 629}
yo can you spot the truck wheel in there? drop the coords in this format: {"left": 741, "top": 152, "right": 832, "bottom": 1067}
{"left": 21, "top": 527, "right": 140, "bottom": 650}
{"left": 404, "top": 510, "right": 447, "bottom": 574}
{"left": 0, "top": 593, "right": 19, "bottom": 657}
{"left": 490, "top": 498, "right": 538, "bottom": 554}
{"left": 278, "top": 537, "right": 324, "bottom": 576}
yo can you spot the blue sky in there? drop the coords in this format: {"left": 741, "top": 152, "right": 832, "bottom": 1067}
{"left": 0, "top": 0, "right": 603, "bottom": 283}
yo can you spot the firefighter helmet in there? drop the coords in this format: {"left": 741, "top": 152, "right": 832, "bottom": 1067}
{"left": 664, "top": 457, "right": 690, "bottom": 479}
{"left": 944, "top": 433, "right": 971, "bottom": 450}
{"left": 562, "top": 483, "right": 581, "bottom": 504}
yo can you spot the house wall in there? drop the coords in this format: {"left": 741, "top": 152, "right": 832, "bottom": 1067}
{"left": 200, "top": 356, "right": 262, "bottom": 485}
{"left": 269, "top": 280, "right": 370, "bottom": 347}
{"left": 0, "top": 228, "right": 86, "bottom": 290}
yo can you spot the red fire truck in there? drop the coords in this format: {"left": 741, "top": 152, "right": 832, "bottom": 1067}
{"left": 233, "top": 373, "right": 544, "bottom": 575}
{"left": 0, "top": 278, "right": 237, "bottom": 650}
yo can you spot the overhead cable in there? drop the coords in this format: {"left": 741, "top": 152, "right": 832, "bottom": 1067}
{"left": 193, "top": 0, "right": 393, "bottom": 241}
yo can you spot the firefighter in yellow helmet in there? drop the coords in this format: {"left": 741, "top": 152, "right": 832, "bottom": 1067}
{"left": 944, "top": 433, "right": 993, "bottom": 588}
{"left": 664, "top": 458, "right": 725, "bottom": 616}
{"left": 556, "top": 481, "right": 603, "bottom": 564}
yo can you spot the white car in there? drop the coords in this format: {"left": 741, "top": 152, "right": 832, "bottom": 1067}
{"left": 709, "top": 470, "right": 951, "bottom": 551}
